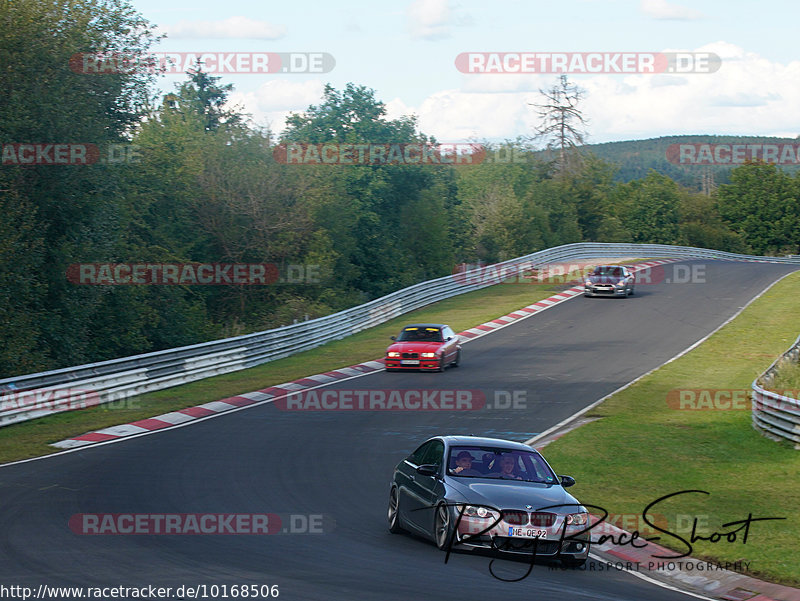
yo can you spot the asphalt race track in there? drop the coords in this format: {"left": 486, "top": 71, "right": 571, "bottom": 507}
{"left": 0, "top": 260, "right": 797, "bottom": 601}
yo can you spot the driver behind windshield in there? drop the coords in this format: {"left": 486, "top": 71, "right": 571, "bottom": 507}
{"left": 451, "top": 451, "right": 481, "bottom": 476}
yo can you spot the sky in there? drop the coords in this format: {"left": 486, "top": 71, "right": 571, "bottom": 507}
{"left": 127, "top": 0, "right": 800, "bottom": 144}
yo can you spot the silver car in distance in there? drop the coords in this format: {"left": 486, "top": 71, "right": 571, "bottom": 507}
{"left": 584, "top": 265, "right": 635, "bottom": 298}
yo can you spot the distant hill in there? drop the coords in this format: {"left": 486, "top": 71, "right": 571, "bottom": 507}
{"left": 577, "top": 135, "right": 800, "bottom": 190}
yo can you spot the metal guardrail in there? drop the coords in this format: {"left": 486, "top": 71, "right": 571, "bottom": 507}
{"left": 2, "top": 242, "right": 800, "bottom": 428}
{"left": 752, "top": 334, "right": 800, "bottom": 449}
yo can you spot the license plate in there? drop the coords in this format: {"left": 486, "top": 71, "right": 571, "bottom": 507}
{"left": 401, "top": 360, "right": 419, "bottom": 365}
{"left": 508, "top": 527, "right": 548, "bottom": 539}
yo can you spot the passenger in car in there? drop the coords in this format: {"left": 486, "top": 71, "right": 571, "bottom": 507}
{"left": 497, "top": 455, "right": 523, "bottom": 480}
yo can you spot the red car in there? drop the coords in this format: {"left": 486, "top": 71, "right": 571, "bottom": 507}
{"left": 384, "top": 324, "right": 462, "bottom": 372}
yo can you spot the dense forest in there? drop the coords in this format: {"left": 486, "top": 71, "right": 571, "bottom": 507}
{"left": 581, "top": 135, "right": 800, "bottom": 189}
{"left": 2, "top": 0, "right": 800, "bottom": 378}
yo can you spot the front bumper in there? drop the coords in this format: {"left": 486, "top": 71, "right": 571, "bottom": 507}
{"left": 455, "top": 515, "right": 591, "bottom": 558}
{"left": 585, "top": 285, "right": 626, "bottom": 296}
{"left": 384, "top": 358, "right": 441, "bottom": 370}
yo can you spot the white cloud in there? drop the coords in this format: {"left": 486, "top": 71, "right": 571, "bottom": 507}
{"left": 406, "top": 0, "right": 471, "bottom": 40}
{"left": 228, "top": 80, "right": 326, "bottom": 135}
{"left": 640, "top": 0, "right": 704, "bottom": 20}
{"left": 381, "top": 43, "right": 800, "bottom": 143}
{"left": 164, "top": 16, "right": 286, "bottom": 40}
{"left": 223, "top": 43, "right": 799, "bottom": 144}
{"left": 388, "top": 89, "right": 538, "bottom": 141}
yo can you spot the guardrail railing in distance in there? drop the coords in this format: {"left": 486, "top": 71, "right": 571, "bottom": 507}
{"left": 2, "top": 242, "right": 800, "bottom": 428}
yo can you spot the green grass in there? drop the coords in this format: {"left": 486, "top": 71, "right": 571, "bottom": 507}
{"left": 542, "top": 270, "right": 800, "bottom": 586}
{"left": 0, "top": 274, "right": 591, "bottom": 464}
{"left": 769, "top": 360, "right": 800, "bottom": 393}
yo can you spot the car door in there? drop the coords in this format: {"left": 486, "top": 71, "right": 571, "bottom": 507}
{"left": 397, "top": 441, "right": 432, "bottom": 531}
{"left": 441, "top": 326, "right": 457, "bottom": 363}
{"left": 404, "top": 439, "right": 445, "bottom": 533}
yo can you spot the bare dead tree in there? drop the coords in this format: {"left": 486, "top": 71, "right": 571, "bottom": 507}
{"left": 530, "top": 75, "right": 589, "bottom": 174}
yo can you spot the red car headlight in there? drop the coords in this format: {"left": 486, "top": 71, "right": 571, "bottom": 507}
{"left": 387, "top": 352, "right": 400, "bottom": 358}
{"left": 420, "top": 352, "right": 436, "bottom": 358}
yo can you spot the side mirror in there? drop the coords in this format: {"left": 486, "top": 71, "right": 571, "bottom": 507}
{"left": 390, "top": 336, "right": 396, "bottom": 341}
{"left": 417, "top": 464, "right": 439, "bottom": 477}
{"left": 559, "top": 475, "right": 576, "bottom": 488}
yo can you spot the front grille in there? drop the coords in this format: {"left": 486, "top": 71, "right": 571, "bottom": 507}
{"left": 401, "top": 352, "right": 419, "bottom": 359}
{"left": 502, "top": 510, "right": 528, "bottom": 525}
{"left": 500, "top": 510, "right": 557, "bottom": 526}
{"left": 530, "top": 512, "right": 556, "bottom": 527}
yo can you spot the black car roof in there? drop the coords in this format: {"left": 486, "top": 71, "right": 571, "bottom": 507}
{"left": 439, "top": 435, "right": 537, "bottom": 452}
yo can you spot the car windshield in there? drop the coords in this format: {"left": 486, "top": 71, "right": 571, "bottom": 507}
{"left": 592, "top": 266, "right": 622, "bottom": 277}
{"left": 396, "top": 327, "right": 443, "bottom": 342}
{"left": 446, "top": 446, "right": 558, "bottom": 484}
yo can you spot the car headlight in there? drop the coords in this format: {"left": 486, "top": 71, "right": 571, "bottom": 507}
{"left": 460, "top": 505, "right": 498, "bottom": 519}
{"left": 565, "top": 512, "right": 588, "bottom": 525}
{"left": 420, "top": 352, "right": 436, "bottom": 358}
{"left": 387, "top": 352, "right": 400, "bottom": 358}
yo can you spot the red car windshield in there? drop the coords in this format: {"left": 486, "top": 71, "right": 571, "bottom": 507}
{"left": 396, "top": 327, "right": 443, "bottom": 342}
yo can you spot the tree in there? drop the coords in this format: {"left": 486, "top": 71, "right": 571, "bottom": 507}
{"left": 530, "top": 75, "right": 589, "bottom": 174}
{"left": 613, "top": 171, "right": 681, "bottom": 244}
{"left": 173, "top": 66, "right": 242, "bottom": 132}
{"left": 281, "top": 83, "right": 449, "bottom": 297}
{"left": 716, "top": 161, "right": 799, "bottom": 255}
{"left": 282, "top": 83, "right": 418, "bottom": 144}
{"left": 0, "top": 0, "right": 160, "bottom": 374}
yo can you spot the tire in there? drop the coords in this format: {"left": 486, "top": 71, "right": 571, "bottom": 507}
{"left": 629, "top": 287, "right": 635, "bottom": 296}
{"left": 437, "top": 357, "right": 446, "bottom": 372}
{"left": 388, "top": 487, "right": 404, "bottom": 533}
{"left": 434, "top": 503, "right": 453, "bottom": 550}
{"left": 451, "top": 349, "right": 461, "bottom": 367}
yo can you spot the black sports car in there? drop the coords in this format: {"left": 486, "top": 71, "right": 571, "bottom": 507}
{"left": 387, "top": 435, "right": 590, "bottom": 566}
